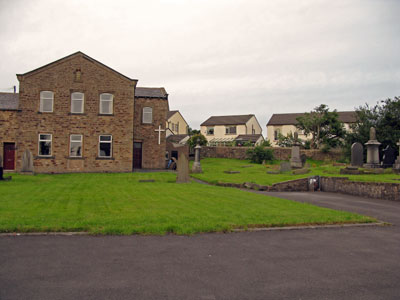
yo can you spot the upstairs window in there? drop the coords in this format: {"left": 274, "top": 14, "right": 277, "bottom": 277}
{"left": 207, "top": 127, "right": 214, "bottom": 135}
{"left": 71, "top": 92, "right": 84, "bottom": 113}
{"left": 100, "top": 93, "right": 113, "bottom": 114}
{"left": 38, "top": 134, "right": 52, "bottom": 156}
{"left": 40, "top": 91, "right": 54, "bottom": 112}
{"left": 225, "top": 126, "right": 237, "bottom": 134}
{"left": 70, "top": 134, "right": 83, "bottom": 157}
{"left": 99, "top": 135, "right": 112, "bottom": 158}
{"left": 274, "top": 129, "right": 280, "bottom": 141}
{"left": 143, "top": 107, "right": 152, "bottom": 123}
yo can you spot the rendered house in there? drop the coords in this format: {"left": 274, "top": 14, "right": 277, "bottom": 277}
{"left": 0, "top": 52, "right": 169, "bottom": 173}
{"left": 266, "top": 111, "right": 357, "bottom": 147}
{"left": 166, "top": 110, "right": 189, "bottom": 137}
{"left": 200, "top": 114, "right": 263, "bottom": 146}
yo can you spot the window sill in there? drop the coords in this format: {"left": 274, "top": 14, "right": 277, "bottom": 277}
{"left": 141, "top": 122, "right": 153, "bottom": 125}
{"left": 66, "top": 156, "right": 85, "bottom": 160}
{"left": 35, "top": 156, "right": 55, "bottom": 159}
{"left": 69, "top": 113, "right": 86, "bottom": 115}
{"left": 98, "top": 113, "right": 114, "bottom": 116}
{"left": 96, "top": 157, "right": 115, "bottom": 160}
{"left": 37, "top": 111, "right": 53, "bottom": 114}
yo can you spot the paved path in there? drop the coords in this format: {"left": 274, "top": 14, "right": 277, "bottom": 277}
{"left": 1, "top": 192, "right": 400, "bottom": 300}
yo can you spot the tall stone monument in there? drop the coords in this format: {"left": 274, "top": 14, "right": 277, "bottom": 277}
{"left": 176, "top": 153, "right": 190, "bottom": 183}
{"left": 393, "top": 139, "right": 400, "bottom": 173}
{"left": 351, "top": 142, "right": 363, "bottom": 167}
{"left": 290, "top": 132, "right": 302, "bottom": 168}
{"left": 191, "top": 144, "right": 203, "bottom": 173}
{"left": 363, "top": 127, "right": 381, "bottom": 168}
{"left": 21, "top": 149, "right": 34, "bottom": 174}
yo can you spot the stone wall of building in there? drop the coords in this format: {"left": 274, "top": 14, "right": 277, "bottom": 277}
{"left": 133, "top": 97, "right": 169, "bottom": 169}
{"left": 200, "top": 146, "right": 343, "bottom": 161}
{"left": 0, "top": 110, "right": 19, "bottom": 169}
{"left": 17, "top": 53, "right": 136, "bottom": 173}
{"left": 320, "top": 177, "right": 400, "bottom": 201}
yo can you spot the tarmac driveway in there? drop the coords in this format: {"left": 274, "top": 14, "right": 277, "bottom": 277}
{"left": 1, "top": 192, "right": 400, "bottom": 300}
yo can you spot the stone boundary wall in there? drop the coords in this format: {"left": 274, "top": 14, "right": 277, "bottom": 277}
{"left": 216, "top": 178, "right": 309, "bottom": 192}
{"left": 320, "top": 177, "right": 400, "bottom": 201}
{"left": 201, "top": 146, "right": 342, "bottom": 161}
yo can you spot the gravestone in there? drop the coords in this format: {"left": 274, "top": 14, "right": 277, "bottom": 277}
{"left": 191, "top": 144, "right": 203, "bottom": 173}
{"left": 280, "top": 162, "right": 291, "bottom": 172}
{"left": 290, "top": 132, "right": 302, "bottom": 168}
{"left": 364, "top": 127, "right": 381, "bottom": 168}
{"left": 351, "top": 142, "right": 363, "bottom": 167}
{"left": 176, "top": 153, "right": 190, "bottom": 183}
{"left": 393, "top": 139, "right": 400, "bottom": 173}
{"left": 381, "top": 145, "right": 396, "bottom": 168}
{"left": 21, "top": 149, "right": 34, "bottom": 174}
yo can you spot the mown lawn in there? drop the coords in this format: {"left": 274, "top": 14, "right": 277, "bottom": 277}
{"left": 190, "top": 158, "right": 400, "bottom": 185}
{"left": 0, "top": 172, "right": 374, "bottom": 235}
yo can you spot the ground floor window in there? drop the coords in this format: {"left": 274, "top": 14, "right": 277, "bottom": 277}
{"left": 39, "top": 134, "right": 52, "bottom": 156}
{"left": 99, "top": 135, "right": 112, "bottom": 157}
{"left": 225, "top": 126, "right": 236, "bottom": 134}
{"left": 70, "top": 134, "right": 83, "bottom": 157}
{"left": 274, "top": 129, "right": 280, "bottom": 141}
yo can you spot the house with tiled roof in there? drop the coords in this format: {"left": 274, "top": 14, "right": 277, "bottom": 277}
{"left": 166, "top": 110, "right": 189, "bottom": 137}
{"left": 266, "top": 111, "right": 357, "bottom": 146}
{"left": 200, "top": 114, "right": 263, "bottom": 146}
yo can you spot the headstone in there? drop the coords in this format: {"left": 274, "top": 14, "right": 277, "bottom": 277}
{"left": 21, "top": 149, "right": 34, "bottom": 173}
{"left": 290, "top": 132, "right": 302, "bottom": 168}
{"left": 191, "top": 144, "right": 203, "bottom": 173}
{"left": 279, "top": 162, "right": 291, "bottom": 172}
{"left": 292, "top": 168, "right": 310, "bottom": 175}
{"left": 176, "top": 153, "right": 190, "bottom": 183}
{"left": 381, "top": 145, "right": 396, "bottom": 168}
{"left": 393, "top": 139, "right": 400, "bottom": 173}
{"left": 363, "top": 127, "right": 381, "bottom": 168}
{"left": 223, "top": 170, "right": 240, "bottom": 174}
{"left": 351, "top": 142, "right": 363, "bottom": 167}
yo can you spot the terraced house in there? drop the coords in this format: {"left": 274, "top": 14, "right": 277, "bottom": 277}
{"left": 0, "top": 52, "right": 169, "bottom": 173}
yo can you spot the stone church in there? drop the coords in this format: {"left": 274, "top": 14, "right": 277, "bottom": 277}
{"left": 0, "top": 51, "right": 169, "bottom": 173}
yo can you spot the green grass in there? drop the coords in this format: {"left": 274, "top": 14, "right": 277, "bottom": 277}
{"left": 190, "top": 158, "right": 400, "bottom": 185}
{"left": 0, "top": 172, "right": 374, "bottom": 235}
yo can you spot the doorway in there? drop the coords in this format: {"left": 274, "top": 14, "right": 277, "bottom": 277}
{"left": 133, "top": 142, "right": 142, "bottom": 169}
{"left": 3, "top": 143, "right": 15, "bottom": 170}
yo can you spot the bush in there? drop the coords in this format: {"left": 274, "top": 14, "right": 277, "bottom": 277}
{"left": 188, "top": 134, "right": 207, "bottom": 149}
{"left": 246, "top": 146, "right": 274, "bottom": 164}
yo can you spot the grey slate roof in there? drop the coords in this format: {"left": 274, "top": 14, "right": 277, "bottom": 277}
{"left": 201, "top": 114, "right": 254, "bottom": 126}
{"left": 167, "top": 110, "right": 178, "bottom": 119}
{"left": 0, "top": 93, "right": 19, "bottom": 110}
{"left": 167, "top": 134, "right": 189, "bottom": 144}
{"left": 135, "top": 87, "right": 168, "bottom": 99}
{"left": 267, "top": 111, "right": 357, "bottom": 126}
{"left": 235, "top": 134, "right": 263, "bottom": 142}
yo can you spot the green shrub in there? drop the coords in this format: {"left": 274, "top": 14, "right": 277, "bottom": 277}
{"left": 246, "top": 146, "right": 274, "bottom": 164}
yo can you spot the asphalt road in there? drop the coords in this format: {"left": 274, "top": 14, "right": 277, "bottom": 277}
{"left": 1, "top": 192, "right": 400, "bottom": 300}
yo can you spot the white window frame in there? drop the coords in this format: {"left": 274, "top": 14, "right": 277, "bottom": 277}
{"left": 40, "top": 91, "right": 54, "bottom": 112}
{"left": 99, "top": 93, "right": 113, "bottom": 114}
{"left": 225, "top": 126, "right": 237, "bottom": 134}
{"left": 207, "top": 127, "right": 214, "bottom": 135}
{"left": 98, "top": 135, "right": 112, "bottom": 158}
{"left": 38, "top": 133, "right": 52, "bottom": 157}
{"left": 71, "top": 92, "right": 84, "bottom": 114}
{"left": 142, "top": 107, "right": 153, "bottom": 124}
{"left": 70, "top": 134, "right": 83, "bottom": 157}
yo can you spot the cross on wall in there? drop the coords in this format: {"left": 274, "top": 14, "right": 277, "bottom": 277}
{"left": 155, "top": 125, "right": 165, "bottom": 145}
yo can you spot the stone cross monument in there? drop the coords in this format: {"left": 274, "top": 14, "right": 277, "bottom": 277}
{"left": 363, "top": 127, "right": 381, "bottom": 168}
{"left": 290, "top": 132, "right": 302, "bottom": 168}
{"left": 191, "top": 144, "right": 203, "bottom": 173}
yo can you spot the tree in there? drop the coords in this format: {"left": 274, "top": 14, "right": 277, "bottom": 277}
{"left": 188, "top": 127, "right": 200, "bottom": 136}
{"left": 296, "top": 104, "right": 346, "bottom": 149}
{"left": 187, "top": 133, "right": 207, "bottom": 149}
{"left": 246, "top": 146, "right": 274, "bottom": 164}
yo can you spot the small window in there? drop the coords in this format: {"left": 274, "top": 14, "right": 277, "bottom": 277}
{"left": 274, "top": 129, "right": 280, "bottom": 141}
{"left": 71, "top": 92, "right": 84, "bottom": 113}
{"left": 207, "top": 127, "right": 214, "bottom": 135}
{"left": 176, "top": 123, "right": 179, "bottom": 132}
{"left": 99, "top": 135, "right": 112, "bottom": 158}
{"left": 225, "top": 126, "right": 237, "bottom": 134}
{"left": 70, "top": 134, "right": 83, "bottom": 157}
{"left": 100, "top": 93, "right": 113, "bottom": 114}
{"left": 143, "top": 107, "right": 152, "bottom": 123}
{"left": 40, "top": 91, "right": 54, "bottom": 112}
{"left": 38, "top": 134, "right": 52, "bottom": 156}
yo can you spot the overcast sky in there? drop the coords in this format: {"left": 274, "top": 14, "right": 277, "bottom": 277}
{"left": 1, "top": 0, "right": 399, "bottom": 137}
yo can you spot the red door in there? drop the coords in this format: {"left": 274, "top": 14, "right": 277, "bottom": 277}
{"left": 133, "top": 142, "right": 142, "bottom": 169}
{"left": 3, "top": 143, "right": 15, "bottom": 170}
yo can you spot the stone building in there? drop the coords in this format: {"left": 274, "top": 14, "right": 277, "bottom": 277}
{"left": 0, "top": 51, "right": 169, "bottom": 173}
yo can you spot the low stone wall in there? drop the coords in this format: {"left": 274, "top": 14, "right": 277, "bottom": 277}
{"left": 320, "top": 177, "right": 400, "bottom": 201}
{"left": 200, "top": 146, "right": 342, "bottom": 161}
{"left": 216, "top": 178, "right": 309, "bottom": 192}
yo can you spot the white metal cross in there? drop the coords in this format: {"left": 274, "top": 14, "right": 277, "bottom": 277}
{"left": 155, "top": 125, "right": 165, "bottom": 145}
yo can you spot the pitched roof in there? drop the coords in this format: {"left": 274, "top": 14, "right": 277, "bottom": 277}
{"left": 17, "top": 51, "right": 138, "bottom": 83}
{"left": 167, "top": 110, "right": 179, "bottom": 119}
{"left": 235, "top": 134, "right": 264, "bottom": 142}
{"left": 267, "top": 111, "right": 357, "bottom": 126}
{"left": 167, "top": 134, "right": 189, "bottom": 144}
{"left": 135, "top": 87, "right": 168, "bottom": 99}
{"left": 0, "top": 93, "right": 19, "bottom": 110}
{"left": 201, "top": 114, "right": 254, "bottom": 126}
